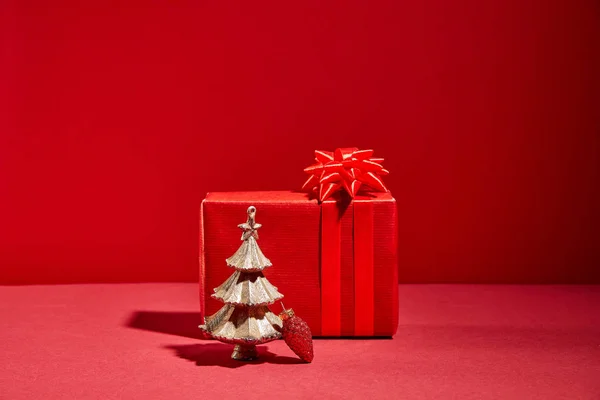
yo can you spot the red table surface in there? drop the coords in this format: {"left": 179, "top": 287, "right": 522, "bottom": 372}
{"left": 1, "top": 284, "right": 598, "bottom": 399}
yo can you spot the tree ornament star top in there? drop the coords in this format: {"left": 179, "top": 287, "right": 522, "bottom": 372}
{"left": 237, "top": 205, "right": 262, "bottom": 240}
{"left": 302, "top": 147, "right": 389, "bottom": 202}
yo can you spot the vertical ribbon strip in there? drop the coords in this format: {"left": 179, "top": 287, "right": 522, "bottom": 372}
{"left": 353, "top": 200, "right": 375, "bottom": 336}
{"left": 320, "top": 201, "right": 342, "bottom": 336}
{"left": 320, "top": 199, "right": 376, "bottom": 336}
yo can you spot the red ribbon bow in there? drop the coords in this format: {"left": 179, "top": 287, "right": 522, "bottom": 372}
{"left": 302, "top": 148, "right": 389, "bottom": 201}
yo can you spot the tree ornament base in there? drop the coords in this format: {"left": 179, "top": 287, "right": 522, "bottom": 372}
{"left": 231, "top": 344, "right": 258, "bottom": 361}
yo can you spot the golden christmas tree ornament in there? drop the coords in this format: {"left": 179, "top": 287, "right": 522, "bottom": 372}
{"left": 199, "top": 206, "right": 283, "bottom": 361}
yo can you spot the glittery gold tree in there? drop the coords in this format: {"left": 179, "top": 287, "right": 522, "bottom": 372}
{"left": 199, "top": 206, "right": 283, "bottom": 361}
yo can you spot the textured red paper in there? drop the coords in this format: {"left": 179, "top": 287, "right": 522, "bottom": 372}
{"left": 199, "top": 191, "right": 398, "bottom": 336}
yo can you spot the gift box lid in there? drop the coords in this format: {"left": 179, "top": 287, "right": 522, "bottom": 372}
{"left": 203, "top": 190, "right": 395, "bottom": 204}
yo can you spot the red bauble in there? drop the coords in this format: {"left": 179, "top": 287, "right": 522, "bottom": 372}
{"left": 279, "top": 308, "right": 314, "bottom": 363}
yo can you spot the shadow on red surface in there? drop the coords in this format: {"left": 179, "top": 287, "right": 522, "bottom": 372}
{"left": 125, "top": 310, "right": 305, "bottom": 366}
{"left": 164, "top": 343, "right": 303, "bottom": 368}
{"left": 126, "top": 311, "right": 203, "bottom": 340}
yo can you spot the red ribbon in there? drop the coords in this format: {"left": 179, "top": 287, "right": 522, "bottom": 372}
{"left": 302, "top": 148, "right": 389, "bottom": 202}
{"left": 320, "top": 199, "right": 375, "bottom": 336}
{"left": 320, "top": 201, "right": 342, "bottom": 336}
{"left": 353, "top": 200, "right": 374, "bottom": 336}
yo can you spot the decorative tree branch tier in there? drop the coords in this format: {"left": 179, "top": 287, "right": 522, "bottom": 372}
{"left": 226, "top": 230, "right": 272, "bottom": 271}
{"left": 212, "top": 270, "right": 283, "bottom": 306}
{"left": 203, "top": 304, "right": 282, "bottom": 345}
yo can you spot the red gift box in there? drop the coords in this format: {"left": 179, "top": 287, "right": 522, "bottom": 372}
{"left": 199, "top": 191, "right": 398, "bottom": 337}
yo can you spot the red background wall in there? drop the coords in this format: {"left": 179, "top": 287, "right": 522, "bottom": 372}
{"left": 1, "top": 0, "right": 599, "bottom": 284}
